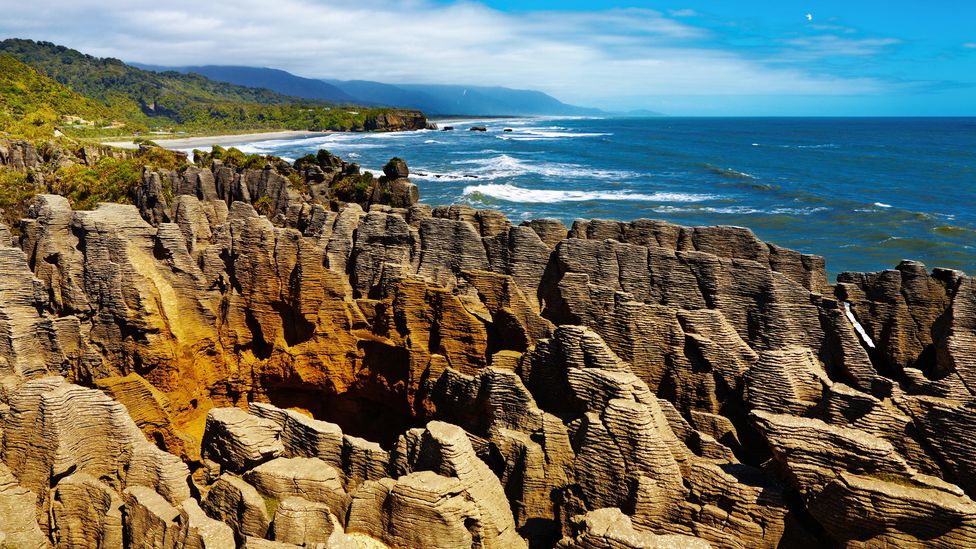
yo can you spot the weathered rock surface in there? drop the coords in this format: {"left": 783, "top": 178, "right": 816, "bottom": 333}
{"left": 0, "top": 146, "right": 973, "bottom": 547}
{"left": 0, "top": 463, "right": 47, "bottom": 549}
{"left": 389, "top": 421, "right": 526, "bottom": 547}
{"left": 201, "top": 474, "right": 271, "bottom": 541}
{"left": 270, "top": 496, "right": 339, "bottom": 546}
{"left": 202, "top": 407, "right": 284, "bottom": 473}
{"left": 559, "top": 508, "right": 710, "bottom": 549}
{"left": 243, "top": 457, "right": 349, "bottom": 515}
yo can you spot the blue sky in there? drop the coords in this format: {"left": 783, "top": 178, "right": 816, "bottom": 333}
{"left": 470, "top": 0, "right": 976, "bottom": 115}
{"left": 1, "top": 0, "right": 974, "bottom": 115}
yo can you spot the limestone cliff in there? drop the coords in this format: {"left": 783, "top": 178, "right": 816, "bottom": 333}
{"left": 0, "top": 146, "right": 974, "bottom": 548}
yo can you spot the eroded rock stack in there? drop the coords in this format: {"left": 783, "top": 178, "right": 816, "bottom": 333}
{"left": 0, "top": 147, "right": 974, "bottom": 548}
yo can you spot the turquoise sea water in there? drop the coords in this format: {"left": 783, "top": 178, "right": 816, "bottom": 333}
{"left": 213, "top": 117, "right": 976, "bottom": 278}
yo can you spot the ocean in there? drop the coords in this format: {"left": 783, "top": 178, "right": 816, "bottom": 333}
{"left": 211, "top": 117, "right": 976, "bottom": 278}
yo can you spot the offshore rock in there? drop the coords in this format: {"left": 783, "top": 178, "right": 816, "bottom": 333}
{"left": 363, "top": 111, "right": 427, "bottom": 132}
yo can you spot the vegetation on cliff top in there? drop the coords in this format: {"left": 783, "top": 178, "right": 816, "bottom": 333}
{"left": 0, "top": 143, "right": 189, "bottom": 229}
{"left": 49, "top": 150, "right": 186, "bottom": 212}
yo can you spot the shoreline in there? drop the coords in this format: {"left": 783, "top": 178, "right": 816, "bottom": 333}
{"left": 102, "top": 130, "right": 333, "bottom": 150}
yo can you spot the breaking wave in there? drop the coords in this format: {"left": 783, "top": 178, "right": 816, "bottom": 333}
{"left": 652, "top": 205, "right": 829, "bottom": 216}
{"left": 495, "top": 127, "right": 611, "bottom": 141}
{"left": 462, "top": 184, "right": 716, "bottom": 204}
{"left": 451, "top": 154, "right": 638, "bottom": 180}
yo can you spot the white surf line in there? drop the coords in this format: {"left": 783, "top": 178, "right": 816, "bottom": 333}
{"left": 843, "top": 302, "right": 876, "bottom": 349}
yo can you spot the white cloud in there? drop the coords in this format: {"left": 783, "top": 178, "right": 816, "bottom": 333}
{"left": 668, "top": 8, "right": 699, "bottom": 18}
{"left": 964, "top": 42, "right": 976, "bottom": 49}
{"left": 0, "top": 0, "right": 887, "bottom": 108}
{"left": 785, "top": 35, "right": 901, "bottom": 58}
{"left": 809, "top": 23, "right": 858, "bottom": 34}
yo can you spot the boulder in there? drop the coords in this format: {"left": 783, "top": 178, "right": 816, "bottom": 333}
{"left": 244, "top": 457, "right": 349, "bottom": 514}
{"left": 270, "top": 497, "right": 339, "bottom": 546}
{"left": 558, "top": 508, "right": 711, "bottom": 549}
{"left": 202, "top": 407, "right": 284, "bottom": 473}
{"left": 201, "top": 475, "right": 271, "bottom": 541}
{"left": 382, "top": 158, "right": 409, "bottom": 179}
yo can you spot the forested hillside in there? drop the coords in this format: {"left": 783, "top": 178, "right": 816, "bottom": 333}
{"left": 0, "top": 55, "right": 117, "bottom": 138}
{"left": 0, "top": 39, "right": 425, "bottom": 136}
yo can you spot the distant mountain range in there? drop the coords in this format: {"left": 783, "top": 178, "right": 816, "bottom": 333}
{"left": 134, "top": 64, "right": 656, "bottom": 117}
{"left": 321, "top": 80, "right": 605, "bottom": 117}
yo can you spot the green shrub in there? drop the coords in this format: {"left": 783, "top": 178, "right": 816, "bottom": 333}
{"left": 0, "top": 169, "right": 41, "bottom": 229}
{"left": 331, "top": 171, "right": 375, "bottom": 204}
{"left": 294, "top": 153, "right": 318, "bottom": 168}
{"left": 254, "top": 195, "right": 273, "bottom": 217}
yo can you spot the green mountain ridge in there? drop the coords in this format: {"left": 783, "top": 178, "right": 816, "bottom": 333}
{"left": 0, "top": 38, "right": 427, "bottom": 137}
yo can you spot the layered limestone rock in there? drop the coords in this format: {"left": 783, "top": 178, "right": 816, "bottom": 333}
{"left": 0, "top": 243, "right": 68, "bottom": 381}
{"left": 838, "top": 263, "right": 976, "bottom": 400}
{"left": 0, "top": 139, "right": 43, "bottom": 172}
{"left": 243, "top": 458, "right": 349, "bottom": 517}
{"left": 347, "top": 472, "right": 485, "bottom": 548}
{"left": 270, "top": 496, "right": 341, "bottom": 546}
{"left": 808, "top": 472, "right": 976, "bottom": 547}
{"left": 0, "top": 377, "right": 232, "bottom": 548}
{"left": 201, "top": 474, "right": 271, "bottom": 541}
{"left": 558, "top": 508, "right": 710, "bottom": 549}
{"left": 202, "top": 407, "right": 284, "bottom": 473}
{"left": 0, "top": 146, "right": 973, "bottom": 547}
{"left": 0, "top": 140, "right": 134, "bottom": 174}
{"left": 387, "top": 421, "right": 526, "bottom": 547}
{"left": 0, "top": 463, "right": 47, "bottom": 549}
{"left": 2, "top": 377, "right": 191, "bottom": 524}
{"left": 51, "top": 473, "right": 124, "bottom": 548}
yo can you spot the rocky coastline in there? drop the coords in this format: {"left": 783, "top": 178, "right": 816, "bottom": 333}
{"left": 0, "top": 140, "right": 974, "bottom": 548}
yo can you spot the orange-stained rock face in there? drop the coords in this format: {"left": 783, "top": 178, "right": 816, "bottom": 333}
{"left": 1, "top": 151, "right": 976, "bottom": 547}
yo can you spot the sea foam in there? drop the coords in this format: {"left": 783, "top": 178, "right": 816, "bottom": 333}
{"left": 451, "top": 154, "right": 638, "bottom": 180}
{"left": 463, "top": 183, "right": 715, "bottom": 204}
{"left": 495, "top": 127, "right": 611, "bottom": 141}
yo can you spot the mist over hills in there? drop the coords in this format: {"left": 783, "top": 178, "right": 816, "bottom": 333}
{"left": 324, "top": 79, "right": 606, "bottom": 117}
{"left": 135, "top": 63, "right": 635, "bottom": 117}
{"left": 133, "top": 63, "right": 358, "bottom": 104}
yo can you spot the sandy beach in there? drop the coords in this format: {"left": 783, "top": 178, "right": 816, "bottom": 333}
{"left": 102, "top": 130, "right": 331, "bottom": 150}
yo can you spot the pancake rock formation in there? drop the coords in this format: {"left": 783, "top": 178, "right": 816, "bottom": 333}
{"left": 0, "top": 146, "right": 974, "bottom": 548}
